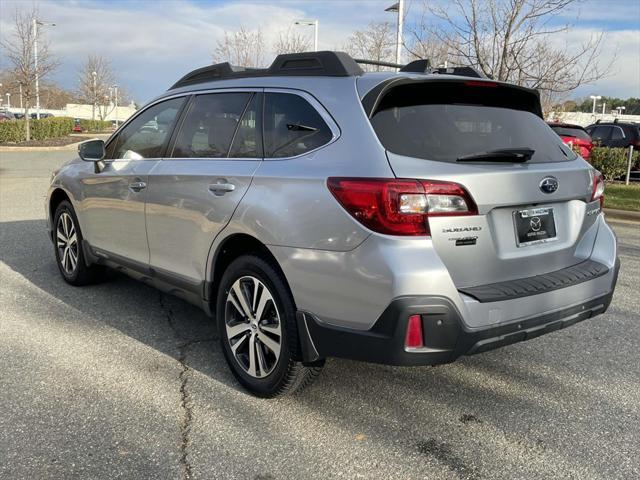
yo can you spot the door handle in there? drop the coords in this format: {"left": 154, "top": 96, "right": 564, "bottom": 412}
{"left": 208, "top": 182, "right": 236, "bottom": 196}
{"left": 129, "top": 181, "right": 147, "bottom": 192}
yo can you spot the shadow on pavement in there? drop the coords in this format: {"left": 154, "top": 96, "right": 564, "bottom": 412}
{"left": 1, "top": 217, "right": 637, "bottom": 478}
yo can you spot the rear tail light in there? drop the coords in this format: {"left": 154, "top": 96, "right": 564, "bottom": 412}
{"left": 590, "top": 170, "right": 605, "bottom": 208}
{"left": 327, "top": 178, "right": 478, "bottom": 236}
{"left": 405, "top": 315, "right": 424, "bottom": 349}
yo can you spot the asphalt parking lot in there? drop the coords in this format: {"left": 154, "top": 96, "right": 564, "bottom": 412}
{"left": 1, "top": 150, "right": 638, "bottom": 480}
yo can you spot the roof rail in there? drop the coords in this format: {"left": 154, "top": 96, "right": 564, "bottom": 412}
{"left": 170, "top": 51, "right": 363, "bottom": 90}
{"left": 400, "top": 59, "right": 432, "bottom": 73}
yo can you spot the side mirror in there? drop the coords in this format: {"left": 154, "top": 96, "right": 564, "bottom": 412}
{"left": 78, "top": 139, "right": 105, "bottom": 162}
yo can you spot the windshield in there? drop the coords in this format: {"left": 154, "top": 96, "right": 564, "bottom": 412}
{"left": 369, "top": 83, "right": 576, "bottom": 163}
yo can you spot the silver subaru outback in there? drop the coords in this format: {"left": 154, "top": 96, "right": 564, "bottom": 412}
{"left": 46, "top": 52, "right": 619, "bottom": 397}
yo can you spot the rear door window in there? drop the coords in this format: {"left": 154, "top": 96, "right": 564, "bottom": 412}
{"left": 228, "top": 93, "right": 262, "bottom": 158}
{"left": 611, "top": 126, "right": 626, "bottom": 140}
{"left": 369, "top": 82, "right": 576, "bottom": 163}
{"left": 172, "top": 92, "right": 252, "bottom": 158}
{"left": 589, "top": 126, "right": 612, "bottom": 142}
{"left": 263, "top": 93, "right": 333, "bottom": 158}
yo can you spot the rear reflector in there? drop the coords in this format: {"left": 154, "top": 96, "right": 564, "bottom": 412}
{"left": 327, "top": 178, "right": 477, "bottom": 236}
{"left": 405, "top": 315, "right": 424, "bottom": 349}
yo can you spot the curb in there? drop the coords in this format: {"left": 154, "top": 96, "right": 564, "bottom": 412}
{"left": 0, "top": 142, "right": 83, "bottom": 152}
{"left": 604, "top": 208, "right": 640, "bottom": 223}
{"left": 0, "top": 134, "right": 110, "bottom": 153}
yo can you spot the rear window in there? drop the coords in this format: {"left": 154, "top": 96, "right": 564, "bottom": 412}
{"left": 369, "top": 82, "right": 576, "bottom": 163}
{"left": 550, "top": 126, "right": 591, "bottom": 141}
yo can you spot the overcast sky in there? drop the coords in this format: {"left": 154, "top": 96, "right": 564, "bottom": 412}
{"left": 1, "top": 0, "right": 638, "bottom": 104}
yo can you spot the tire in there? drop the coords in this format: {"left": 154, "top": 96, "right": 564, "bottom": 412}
{"left": 53, "top": 200, "right": 105, "bottom": 286}
{"left": 217, "top": 254, "right": 324, "bottom": 397}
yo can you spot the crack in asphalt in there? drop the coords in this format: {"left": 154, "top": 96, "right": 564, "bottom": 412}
{"left": 158, "top": 292, "right": 216, "bottom": 480}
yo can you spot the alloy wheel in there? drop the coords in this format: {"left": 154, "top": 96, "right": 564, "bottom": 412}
{"left": 56, "top": 212, "right": 79, "bottom": 275}
{"left": 225, "top": 276, "right": 282, "bottom": 378}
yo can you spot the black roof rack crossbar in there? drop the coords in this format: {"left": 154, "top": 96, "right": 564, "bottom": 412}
{"left": 170, "top": 51, "right": 363, "bottom": 90}
{"left": 354, "top": 58, "right": 404, "bottom": 69}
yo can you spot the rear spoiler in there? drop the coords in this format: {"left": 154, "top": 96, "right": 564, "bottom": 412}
{"left": 361, "top": 77, "right": 543, "bottom": 119}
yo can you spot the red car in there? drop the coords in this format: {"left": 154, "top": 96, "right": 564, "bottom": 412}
{"left": 547, "top": 122, "right": 594, "bottom": 160}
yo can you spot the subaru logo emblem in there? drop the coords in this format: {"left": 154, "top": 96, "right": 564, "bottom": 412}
{"left": 539, "top": 176, "right": 558, "bottom": 194}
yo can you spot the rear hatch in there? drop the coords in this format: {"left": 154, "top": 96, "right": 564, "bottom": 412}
{"left": 364, "top": 78, "right": 599, "bottom": 288}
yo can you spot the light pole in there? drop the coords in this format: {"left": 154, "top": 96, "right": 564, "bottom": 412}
{"left": 294, "top": 19, "right": 319, "bottom": 51}
{"left": 385, "top": 0, "right": 404, "bottom": 69}
{"left": 33, "top": 18, "right": 56, "bottom": 119}
{"left": 113, "top": 84, "right": 119, "bottom": 128}
{"left": 18, "top": 82, "right": 23, "bottom": 110}
{"left": 5, "top": 93, "right": 11, "bottom": 109}
{"left": 92, "top": 71, "right": 97, "bottom": 121}
{"left": 590, "top": 95, "right": 601, "bottom": 115}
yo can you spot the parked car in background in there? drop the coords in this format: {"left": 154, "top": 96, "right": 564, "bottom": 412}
{"left": 30, "top": 112, "right": 54, "bottom": 119}
{"left": 0, "top": 111, "right": 15, "bottom": 121}
{"left": 73, "top": 118, "right": 82, "bottom": 132}
{"left": 585, "top": 121, "right": 640, "bottom": 149}
{"left": 547, "top": 122, "right": 594, "bottom": 160}
{"left": 13, "top": 112, "right": 25, "bottom": 120}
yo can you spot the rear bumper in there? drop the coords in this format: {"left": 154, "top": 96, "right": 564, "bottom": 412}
{"left": 297, "top": 258, "right": 619, "bottom": 366}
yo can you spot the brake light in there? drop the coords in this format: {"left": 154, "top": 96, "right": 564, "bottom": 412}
{"left": 464, "top": 80, "right": 498, "bottom": 88}
{"left": 405, "top": 315, "right": 424, "bottom": 349}
{"left": 590, "top": 170, "right": 605, "bottom": 208}
{"left": 327, "top": 178, "right": 478, "bottom": 236}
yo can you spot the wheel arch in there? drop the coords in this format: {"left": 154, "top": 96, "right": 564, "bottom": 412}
{"left": 48, "top": 188, "right": 74, "bottom": 237}
{"left": 206, "top": 233, "right": 294, "bottom": 314}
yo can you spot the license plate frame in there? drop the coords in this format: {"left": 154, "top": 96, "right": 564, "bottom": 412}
{"left": 513, "top": 207, "right": 557, "bottom": 247}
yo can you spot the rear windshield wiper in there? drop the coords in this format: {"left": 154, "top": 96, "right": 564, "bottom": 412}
{"left": 456, "top": 148, "right": 535, "bottom": 163}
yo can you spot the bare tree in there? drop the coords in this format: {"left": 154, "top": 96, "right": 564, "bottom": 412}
{"left": 77, "top": 54, "right": 116, "bottom": 120}
{"left": 213, "top": 27, "right": 265, "bottom": 67}
{"left": 41, "top": 82, "right": 76, "bottom": 109}
{"left": 414, "top": 0, "right": 614, "bottom": 112}
{"left": 343, "top": 22, "right": 396, "bottom": 71}
{"left": 1, "top": 6, "right": 58, "bottom": 140}
{"left": 273, "top": 28, "right": 311, "bottom": 55}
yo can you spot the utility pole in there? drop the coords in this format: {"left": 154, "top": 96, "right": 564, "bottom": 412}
{"left": 590, "top": 95, "right": 601, "bottom": 116}
{"left": 385, "top": 0, "right": 404, "bottom": 70}
{"left": 92, "top": 71, "right": 97, "bottom": 121}
{"left": 18, "top": 83, "right": 23, "bottom": 110}
{"left": 33, "top": 18, "right": 55, "bottom": 119}
{"left": 113, "top": 84, "right": 118, "bottom": 127}
{"left": 33, "top": 18, "right": 39, "bottom": 119}
{"left": 294, "top": 20, "right": 319, "bottom": 51}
